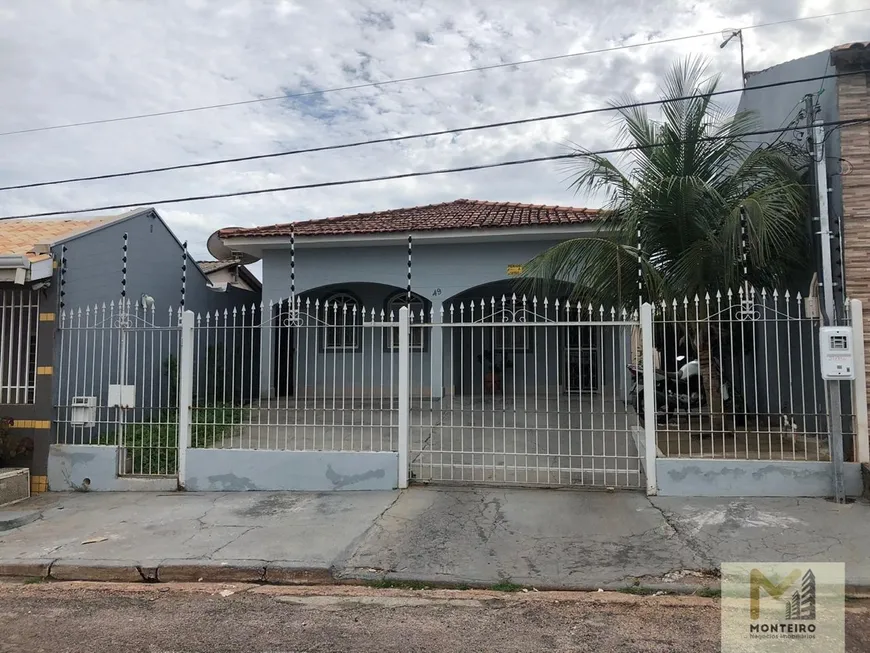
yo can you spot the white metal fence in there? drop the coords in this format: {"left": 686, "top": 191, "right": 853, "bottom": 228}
{"left": 52, "top": 287, "right": 868, "bottom": 489}
{"left": 55, "top": 301, "right": 181, "bottom": 475}
{"left": 648, "top": 288, "right": 852, "bottom": 462}
{"left": 0, "top": 289, "right": 39, "bottom": 405}
{"left": 189, "top": 298, "right": 401, "bottom": 453}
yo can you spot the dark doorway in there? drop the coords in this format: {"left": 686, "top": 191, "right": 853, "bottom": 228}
{"left": 273, "top": 300, "right": 295, "bottom": 397}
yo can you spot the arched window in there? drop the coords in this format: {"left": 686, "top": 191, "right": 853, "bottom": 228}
{"left": 322, "top": 291, "right": 362, "bottom": 351}
{"left": 386, "top": 292, "right": 429, "bottom": 351}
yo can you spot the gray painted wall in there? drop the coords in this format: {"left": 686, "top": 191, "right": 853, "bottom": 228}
{"left": 185, "top": 449, "right": 398, "bottom": 491}
{"left": 737, "top": 51, "right": 853, "bottom": 453}
{"left": 52, "top": 210, "right": 261, "bottom": 450}
{"left": 738, "top": 50, "right": 843, "bottom": 227}
{"left": 57, "top": 210, "right": 252, "bottom": 318}
{"left": 263, "top": 239, "right": 577, "bottom": 303}
{"left": 259, "top": 237, "right": 629, "bottom": 399}
{"left": 655, "top": 458, "right": 863, "bottom": 497}
{"left": 48, "top": 444, "right": 176, "bottom": 491}
{"left": 287, "top": 282, "right": 431, "bottom": 397}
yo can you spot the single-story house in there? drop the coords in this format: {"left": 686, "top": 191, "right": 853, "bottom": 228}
{"left": 0, "top": 208, "right": 260, "bottom": 490}
{"left": 214, "top": 198, "right": 631, "bottom": 401}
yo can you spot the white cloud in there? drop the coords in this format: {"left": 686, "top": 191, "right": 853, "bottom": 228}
{"left": 0, "top": 0, "right": 867, "bottom": 262}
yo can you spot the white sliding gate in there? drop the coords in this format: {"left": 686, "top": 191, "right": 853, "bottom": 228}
{"left": 409, "top": 296, "right": 645, "bottom": 488}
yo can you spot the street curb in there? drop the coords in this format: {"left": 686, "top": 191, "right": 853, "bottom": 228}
{"left": 265, "top": 564, "right": 335, "bottom": 585}
{"left": 0, "top": 559, "right": 338, "bottom": 585}
{"left": 157, "top": 560, "right": 267, "bottom": 583}
{"left": 51, "top": 559, "right": 143, "bottom": 583}
{"left": 0, "top": 559, "right": 54, "bottom": 579}
{"left": 0, "top": 560, "right": 868, "bottom": 597}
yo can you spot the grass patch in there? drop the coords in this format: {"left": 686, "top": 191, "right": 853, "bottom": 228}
{"left": 365, "top": 579, "right": 431, "bottom": 590}
{"left": 456, "top": 584, "right": 471, "bottom": 591}
{"left": 695, "top": 587, "right": 721, "bottom": 598}
{"left": 491, "top": 580, "right": 523, "bottom": 593}
{"left": 94, "top": 404, "right": 249, "bottom": 475}
{"left": 22, "top": 577, "right": 46, "bottom": 585}
{"left": 618, "top": 586, "right": 660, "bottom": 596}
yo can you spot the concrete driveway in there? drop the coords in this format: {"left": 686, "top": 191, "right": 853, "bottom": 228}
{"left": 409, "top": 396, "right": 642, "bottom": 488}
{"left": 198, "top": 395, "right": 643, "bottom": 488}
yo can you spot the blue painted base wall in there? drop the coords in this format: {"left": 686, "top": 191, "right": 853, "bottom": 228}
{"left": 48, "top": 445, "right": 177, "bottom": 491}
{"left": 185, "top": 449, "right": 398, "bottom": 491}
{"left": 656, "top": 459, "right": 864, "bottom": 497}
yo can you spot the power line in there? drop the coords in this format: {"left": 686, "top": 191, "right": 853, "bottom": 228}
{"left": 2, "top": 7, "right": 868, "bottom": 138}
{"left": 2, "top": 69, "right": 865, "bottom": 193}
{"left": 4, "top": 117, "right": 867, "bottom": 222}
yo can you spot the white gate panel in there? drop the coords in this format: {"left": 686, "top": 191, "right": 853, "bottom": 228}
{"left": 409, "top": 296, "right": 644, "bottom": 488}
{"left": 55, "top": 301, "right": 182, "bottom": 476}
{"left": 190, "top": 297, "right": 401, "bottom": 454}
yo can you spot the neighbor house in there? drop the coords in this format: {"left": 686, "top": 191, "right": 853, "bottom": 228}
{"left": 0, "top": 208, "right": 260, "bottom": 490}
{"left": 737, "top": 41, "right": 870, "bottom": 459}
{"left": 198, "top": 259, "right": 261, "bottom": 293}
{"left": 737, "top": 43, "right": 870, "bottom": 368}
{"left": 214, "top": 198, "right": 629, "bottom": 402}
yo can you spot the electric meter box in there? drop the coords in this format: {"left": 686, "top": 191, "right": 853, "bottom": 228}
{"left": 819, "top": 326, "right": 855, "bottom": 380}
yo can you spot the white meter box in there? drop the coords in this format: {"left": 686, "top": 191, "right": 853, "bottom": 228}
{"left": 70, "top": 396, "right": 97, "bottom": 427}
{"left": 819, "top": 326, "right": 855, "bottom": 380}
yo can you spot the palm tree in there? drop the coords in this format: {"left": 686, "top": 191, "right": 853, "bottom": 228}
{"left": 523, "top": 57, "right": 809, "bottom": 420}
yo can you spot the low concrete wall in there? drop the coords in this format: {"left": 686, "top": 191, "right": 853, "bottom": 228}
{"left": 48, "top": 445, "right": 177, "bottom": 491}
{"left": 185, "top": 449, "right": 398, "bottom": 491}
{"left": 656, "top": 459, "right": 864, "bottom": 497}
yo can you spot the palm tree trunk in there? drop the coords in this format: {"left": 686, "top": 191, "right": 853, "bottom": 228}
{"left": 695, "top": 329, "right": 723, "bottom": 431}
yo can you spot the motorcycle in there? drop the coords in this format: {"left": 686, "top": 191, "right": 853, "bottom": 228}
{"left": 628, "top": 358, "right": 735, "bottom": 424}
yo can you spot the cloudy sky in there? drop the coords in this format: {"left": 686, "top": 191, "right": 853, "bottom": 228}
{"left": 0, "top": 0, "right": 868, "bottom": 263}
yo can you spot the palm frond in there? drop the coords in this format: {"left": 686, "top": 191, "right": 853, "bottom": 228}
{"left": 533, "top": 55, "right": 810, "bottom": 303}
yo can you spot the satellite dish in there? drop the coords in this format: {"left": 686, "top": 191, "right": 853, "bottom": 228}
{"left": 207, "top": 229, "right": 260, "bottom": 265}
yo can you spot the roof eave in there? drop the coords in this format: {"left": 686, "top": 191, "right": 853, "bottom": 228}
{"left": 222, "top": 222, "right": 600, "bottom": 251}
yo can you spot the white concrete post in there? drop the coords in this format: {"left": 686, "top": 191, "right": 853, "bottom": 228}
{"left": 397, "top": 306, "right": 410, "bottom": 489}
{"left": 641, "top": 303, "right": 657, "bottom": 495}
{"left": 430, "top": 300, "right": 443, "bottom": 399}
{"left": 177, "top": 310, "right": 195, "bottom": 490}
{"left": 851, "top": 299, "right": 869, "bottom": 463}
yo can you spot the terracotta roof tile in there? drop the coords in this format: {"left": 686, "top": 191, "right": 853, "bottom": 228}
{"left": 0, "top": 216, "right": 123, "bottom": 256}
{"left": 219, "top": 199, "right": 600, "bottom": 239}
{"left": 197, "top": 260, "right": 238, "bottom": 273}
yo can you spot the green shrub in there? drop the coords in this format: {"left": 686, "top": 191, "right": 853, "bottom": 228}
{"left": 97, "top": 403, "right": 249, "bottom": 475}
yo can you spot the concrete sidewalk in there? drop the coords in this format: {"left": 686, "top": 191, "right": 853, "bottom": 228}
{"left": 0, "top": 488, "right": 868, "bottom": 591}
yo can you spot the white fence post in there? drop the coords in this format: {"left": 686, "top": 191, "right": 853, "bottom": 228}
{"left": 177, "top": 310, "right": 195, "bottom": 489}
{"left": 850, "top": 299, "right": 869, "bottom": 463}
{"left": 397, "top": 306, "right": 410, "bottom": 489}
{"left": 641, "top": 302, "right": 657, "bottom": 495}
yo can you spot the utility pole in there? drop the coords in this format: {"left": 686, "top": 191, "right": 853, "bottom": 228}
{"left": 720, "top": 29, "right": 745, "bottom": 87}
{"left": 806, "top": 94, "right": 846, "bottom": 503}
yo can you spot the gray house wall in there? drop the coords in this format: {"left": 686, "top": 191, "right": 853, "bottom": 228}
{"left": 738, "top": 50, "right": 842, "bottom": 221}
{"left": 737, "top": 50, "right": 853, "bottom": 453}
{"left": 258, "top": 235, "right": 628, "bottom": 400}
{"left": 50, "top": 210, "right": 260, "bottom": 465}
{"left": 58, "top": 210, "right": 249, "bottom": 317}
